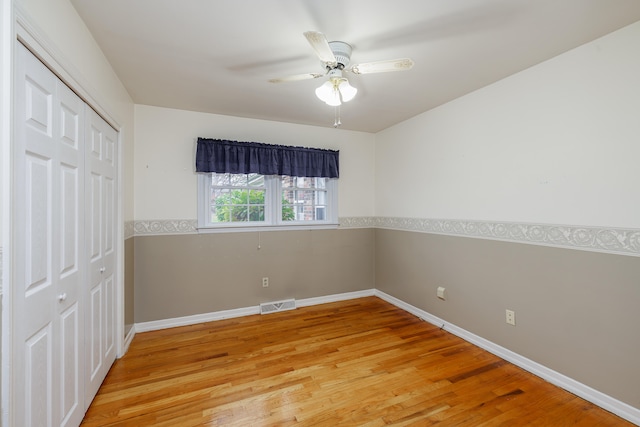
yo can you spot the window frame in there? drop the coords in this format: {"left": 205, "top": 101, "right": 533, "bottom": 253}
{"left": 197, "top": 173, "right": 338, "bottom": 233}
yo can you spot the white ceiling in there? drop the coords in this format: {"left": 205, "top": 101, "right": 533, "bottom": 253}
{"left": 70, "top": 0, "right": 640, "bottom": 133}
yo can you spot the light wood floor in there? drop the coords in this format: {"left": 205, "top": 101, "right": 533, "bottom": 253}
{"left": 81, "top": 297, "right": 631, "bottom": 426}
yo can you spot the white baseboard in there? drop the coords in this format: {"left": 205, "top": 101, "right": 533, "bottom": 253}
{"left": 121, "top": 325, "right": 136, "bottom": 356}
{"left": 296, "top": 289, "right": 375, "bottom": 307}
{"left": 134, "top": 289, "right": 376, "bottom": 333}
{"left": 374, "top": 289, "right": 640, "bottom": 426}
{"left": 135, "top": 305, "right": 260, "bottom": 333}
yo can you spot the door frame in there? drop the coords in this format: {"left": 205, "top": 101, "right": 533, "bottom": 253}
{"left": 1, "top": 4, "right": 125, "bottom": 426}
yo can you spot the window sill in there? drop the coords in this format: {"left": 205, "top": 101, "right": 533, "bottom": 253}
{"left": 197, "top": 223, "right": 340, "bottom": 234}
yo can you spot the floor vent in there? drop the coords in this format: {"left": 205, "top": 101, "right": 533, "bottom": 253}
{"left": 260, "top": 299, "right": 296, "bottom": 315}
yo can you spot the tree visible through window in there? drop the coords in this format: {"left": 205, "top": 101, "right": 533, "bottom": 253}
{"left": 199, "top": 173, "right": 335, "bottom": 228}
{"left": 209, "top": 173, "right": 268, "bottom": 223}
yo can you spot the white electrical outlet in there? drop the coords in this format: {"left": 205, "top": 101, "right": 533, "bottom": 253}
{"left": 437, "top": 287, "right": 446, "bottom": 300}
{"left": 262, "top": 277, "right": 269, "bottom": 287}
{"left": 505, "top": 309, "right": 516, "bottom": 326}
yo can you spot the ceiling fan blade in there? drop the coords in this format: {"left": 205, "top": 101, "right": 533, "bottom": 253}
{"left": 268, "top": 73, "right": 324, "bottom": 83}
{"left": 348, "top": 58, "right": 414, "bottom": 75}
{"left": 303, "top": 31, "right": 337, "bottom": 66}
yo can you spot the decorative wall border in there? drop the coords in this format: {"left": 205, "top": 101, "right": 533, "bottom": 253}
{"left": 339, "top": 216, "right": 377, "bottom": 228}
{"left": 366, "top": 217, "right": 640, "bottom": 257}
{"left": 131, "top": 219, "right": 198, "bottom": 236}
{"left": 124, "top": 220, "right": 134, "bottom": 240}
{"left": 126, "top": 217, "right": 640, "bottom": 257}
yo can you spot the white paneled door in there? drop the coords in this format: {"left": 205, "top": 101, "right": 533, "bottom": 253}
{"left": 84, "top": 107, "right": 117, "bottom": 406}
{"left": 13, "top": 42, "right": 118, "bottom": 427}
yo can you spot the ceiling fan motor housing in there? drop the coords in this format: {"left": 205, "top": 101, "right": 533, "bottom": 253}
{"left": 328, "top": 41, "right": 352, "bottom": 69}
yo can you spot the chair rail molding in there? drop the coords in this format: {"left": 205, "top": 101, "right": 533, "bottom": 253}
{"left": 133, "top": 219, "right": 198, "bottom": 236}
{"left": 340, "top": 216, "right": 640, "bottom": 257}
{"left": 128, "top": 217, "right": 640, "bottom": 257}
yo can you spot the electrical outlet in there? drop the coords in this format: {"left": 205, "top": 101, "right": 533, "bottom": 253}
{"left": 505, "top": 309, "right": 516, "bottom": 326}
{"left": 262, "top": 277, "right": 269, "bottom": 287}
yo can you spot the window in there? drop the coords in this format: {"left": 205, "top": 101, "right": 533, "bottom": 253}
{"left": 207, "top": 173, "right": 266, "bottom": 224}
{"left": 281, "top": 176, "right": 329, "bottom": 222}
{"left": 198, "top": 172, "right": 337, "bottom": 230}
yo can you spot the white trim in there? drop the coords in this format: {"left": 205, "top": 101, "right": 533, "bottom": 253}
{"left": 0, "top": 246, "right": 3, "bottom": 294}
{"left": 136, "top": 306, "right": 260, "bottom": 333}
{"left": 134, "top": 289, "right": 375, "bottom": 333}
{"left": 0, "top": 0, "right": 14, "bottom": 425}
{"left": 197, "top": 223, "right": 339, "bottom": 234}
{"left": 115, "top": 127, "right": 125, "bottom": 358}
{"left": 122, "top": 324, "right": 136, "bottom": 355}
{"left": 296, "top": 289, "right": 375, "bottom": 307}
{"left": 374, "top": 289, "right": 640, "bottom": 426}
{"left": 130, "top": 219, "right": 340, "bottom": 236}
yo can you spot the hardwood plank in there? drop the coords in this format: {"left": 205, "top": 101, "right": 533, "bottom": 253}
{"left": 82, "top": 297, "right": 632, "bottom": 426}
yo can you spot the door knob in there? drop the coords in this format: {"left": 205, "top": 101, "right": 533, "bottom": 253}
{"left": 58, "top": 293, "right": 67, "bottom": 302}
{"left": 100, "top": 267, "right": 106, "bottom": 273}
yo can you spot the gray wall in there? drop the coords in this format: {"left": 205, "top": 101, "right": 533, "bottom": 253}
{"left": 133, "top": 228, "right": 375, "bottom": 322}
{"left": 375, "top": 228, "right": 640, "bottom": 409}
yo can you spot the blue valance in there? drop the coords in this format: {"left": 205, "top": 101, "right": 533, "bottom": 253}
{"left": 195, "top": 138, "right": 339, "bottom": 178}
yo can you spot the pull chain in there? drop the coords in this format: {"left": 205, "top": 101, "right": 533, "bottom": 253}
{"left": 333, "top": 105, "right": 342, "bottom": 128}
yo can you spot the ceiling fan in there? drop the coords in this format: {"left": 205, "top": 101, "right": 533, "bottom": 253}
{"left": 269, "top": 31, "right": 414, "bottom": 125}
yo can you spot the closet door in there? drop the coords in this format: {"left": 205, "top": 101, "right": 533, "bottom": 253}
{"left": 84, "top": 107, "right": 118, "bottom": 405}
{"left": 14, "top": 42, "right": 86, "bottom": 427}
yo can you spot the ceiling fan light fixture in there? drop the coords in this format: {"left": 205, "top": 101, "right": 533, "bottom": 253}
{"left": 270, "top": 31, "right": 414, "bottom": 125}
{"left": 315, "top": 77, "right": 357, "bottom": 106}
{"left": 338, "top": 79, "right": 357, "bottom": 102}
{"left": 315, "top": 80, "right": 341, "bottom": 106}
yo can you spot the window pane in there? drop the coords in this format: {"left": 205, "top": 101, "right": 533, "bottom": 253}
{"left": 281, "top": 187, "right": 328, "bottom": 222}
{"left": 207, "top": 173, "right": 266, "bottom": 224}
{"left": 281, "top": 176, "right": 294, "bottom": 188}
{"left": 211, "top": 174, "right": 230, "bottom": 186}
{"left": 231, "top": 205, "right": 247, "bottom": 221}
{"left": 211, "top": 173, "right": 266, "bottom": 187}
{"left": 209, "top": 204, "right": 221, "bottom": 223}
{"left": 281, "top": 176, "right": 326, "bottom": 189}
{"left": 247, "top": 174, "right": 264, "bottom": 187}
{"left": 247, "top": 189, "right": 265, "bottom": 204}
{"left": 211, "top": 188, "right": 230, "bottom": 199}
{"left": 249, "top": 205, "right": 265, "bottom": 221}
{"left": 282, "top": 200, "right": 295, "bottom": 221}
